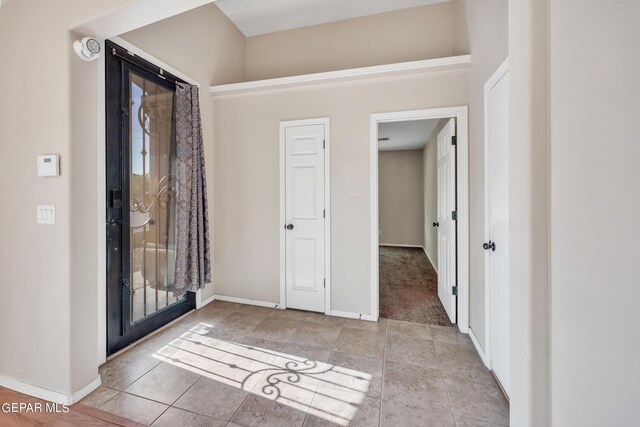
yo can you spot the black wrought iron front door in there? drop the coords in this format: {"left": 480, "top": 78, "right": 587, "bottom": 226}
{"left": 105, "top": 40, "right": 195, "bottom": 356}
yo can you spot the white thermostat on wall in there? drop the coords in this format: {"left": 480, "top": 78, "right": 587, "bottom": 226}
{"left": 37, "top": 154, "right": 59, "bottom": 177}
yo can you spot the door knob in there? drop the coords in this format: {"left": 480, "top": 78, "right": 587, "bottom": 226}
{"left": 482, "top": 241, "right": 496, "bottom": 251}
{"left": 286, "top": 224, "right": 294, "bottom": 230}
{"left": 433, "top": 222, "right": 439, "bottom": 228}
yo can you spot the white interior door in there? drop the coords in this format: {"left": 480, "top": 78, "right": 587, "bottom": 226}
{"left": 486, "top": 63, "right": 509, "bottom": 396}
{"left": 284, "top": 124, "right": 326, "bottom": 313}
{"left": 437, "top": 119, "right": 457, "bottom": 323}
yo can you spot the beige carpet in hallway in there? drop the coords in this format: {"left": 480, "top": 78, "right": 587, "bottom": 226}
{"left": 379, "top": 246, "right": 454, "bottom": 326}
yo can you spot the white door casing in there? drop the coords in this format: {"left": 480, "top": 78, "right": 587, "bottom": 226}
{"left": 370, "top": 108, "right": 469, "bottom": 328}
{"left": 485, "top": 60, "right": 510, "bottom": 396}
{"left": 437, "top": 118, "right": 457, "bottom": 323}
{"left": 283, "top": 122, "right": 327, "bottom": 313}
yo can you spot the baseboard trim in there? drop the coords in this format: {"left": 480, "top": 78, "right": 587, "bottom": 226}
{"left": 330, "top": 310, "right": 378, "bottom": 322}
{"left": 71, "top": 377, "right": 102, "bottom": 404}
{"left": 214, "top": 295, "right": 281, "bottom": 309}
{"left": 212, "top": 296, "right": 374, "bottom": 319}
{"left": 469, "top": 327, "right": 490, "bottom": 368}
{"left": 423, "top": 247, "right": 439, "bottom": 274}
{"left": 197, "top": 292, "right": 216, "bottom": 309}
{"left": 0, "top": 375, "right": 101, "bottom": 405}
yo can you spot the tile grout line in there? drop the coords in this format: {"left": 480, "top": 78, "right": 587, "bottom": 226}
{"left": 113, "top": 307, "right": 467, "bottom": 426}
{"left": 129, "top": 331, "right": 205, "bottom": 425}
{"left": 96, "top": 353, "right": 170, "bottom": 416}
{"left": 431, "top": 325, "right": 458, "bottom": 425}
{"left": 148, "top": 404, "right": 169, "bottom": 426}
{"left": 226, "top": 308, "right": 315, "bottom": 426}
{"left": 102, "top": 306, "right": 448, "bottom": 427}
{"left": 95, "top": 387, "right": 120, "bottom": 412}
{"left": 218, "top": 304, "right": 282, "bottom": 424}
{"left": 158, "top": 373, "right": 207, "bottom": 425}
{"left": 281, "top": 311, "right": 315, "bottom": 427}
{"left": 160, "top": 399, "right": 230, "bottom": 425}
{"left": 300, "top": 315, "right": 343, "bottom": 427}
{"left": 156, "top": 324, "right": 225, "bottom": 423}
{"left": 112, "top": 384, "right": 202, "bottom": 425}
{"left": 95, "top": 305, "right": 266, "bottom": 426}
{"left": 225, "top": 307, "right": 282, "bottom": 426}
{"left": 133, "top": 305, "right": 272, "bottom": 426}
{"left": 378, "top": 318, "right": 389, "bottom": 427}
{"left": 99, "top": 389, "right": 172, "bottom": 425}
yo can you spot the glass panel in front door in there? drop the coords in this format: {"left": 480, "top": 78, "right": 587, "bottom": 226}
{"left": 128, "top": 71, "right": 185, "bottom": 324}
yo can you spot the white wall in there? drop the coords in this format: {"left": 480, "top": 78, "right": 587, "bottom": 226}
{"left": 245, "top": 2, "right": 454, "bottom": 80}
{"left": 509, "top": 1, "right": 640, "bottom": 424}
{"left": 0, "top": 0, "right": 217, "bottom": 399}
{"left": 378, "top": 150, "right": 424, "bottom": 247}
{"left": 212, "top": 71, "right": 468, "bottom": 313}
{"left": 508, "top": 0, "right": 549, "bottom": 424}
{"left": 452, "top": 0, "right": 508, "bottom": 350}
{"left": 0, "top": 0, "right": 140, "bottom": 398}
{"left": 549, "top": 1, "right": 640, "bottom": 425}
{"left": 121, "top": 4, "right": 245, "bottom": 87}
{"left": 0, "top": 0, "right": 149, "bottom": 398}
{"left": 423, "top": 119, "right": 447, "bottom": 269}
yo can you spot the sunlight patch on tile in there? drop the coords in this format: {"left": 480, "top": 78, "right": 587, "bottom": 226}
{"left": 152, "top": 322, "right": 371, "bottom": 425}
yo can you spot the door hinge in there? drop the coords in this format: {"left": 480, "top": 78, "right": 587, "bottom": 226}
{"left": 323, "top": 209, "right": 325, "bottom": 218}
{"left": 323, "top": 139, "right": 326, "bottom": 149}
{"left": 452, "top": 285, "right": 458, "bottom": 296}
{"left": 451, "top": 136, "right": 457, "bottom": 146}
{"left": 452, "top": 210, "right": 458, "bottom": 221}
{"left": 324, "top": 278, "right": 326, "bottom": 288}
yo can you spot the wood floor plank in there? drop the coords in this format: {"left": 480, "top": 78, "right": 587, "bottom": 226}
{"left": 0, "top": 387, "right": 144, "bottom": 427}
{"left": 73, "top": 404, "right": 147, "bottom": 427}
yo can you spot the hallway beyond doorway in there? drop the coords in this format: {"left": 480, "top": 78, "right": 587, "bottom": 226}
{"left": 379, "top": 246, "right": 453, "bottom": 326}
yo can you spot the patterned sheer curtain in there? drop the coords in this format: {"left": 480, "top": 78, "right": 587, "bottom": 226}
{"left": 174, "top": 84, "right": 211, "bottom": 296}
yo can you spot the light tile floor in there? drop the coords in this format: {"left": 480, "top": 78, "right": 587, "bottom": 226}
{"left": 81, "top": 301, "right": 509, "bottom": 427}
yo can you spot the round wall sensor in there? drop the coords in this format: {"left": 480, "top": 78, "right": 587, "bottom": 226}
{"left": 73, "top": 37, "right": 102, "bottom": 61}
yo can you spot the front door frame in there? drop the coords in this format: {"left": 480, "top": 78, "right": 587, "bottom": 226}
{"left": 99, "top": 37, "right": 201, "bottom": 363}
{"left": 105, "top": 39, "right": 197, "bottom": 356}
{"left": 279, "top": 118, "right": 331, "bottom": 314}
{"left": 370, "top": 107, "right": 469, "bottom": 332}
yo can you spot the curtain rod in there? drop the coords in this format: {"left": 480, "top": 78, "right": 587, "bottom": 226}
{"left": 109, "top": 44, "right": 194, "bottom": 88}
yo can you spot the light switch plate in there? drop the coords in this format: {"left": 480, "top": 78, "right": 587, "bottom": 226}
{"left": 37, "top": 205, "right": 55, "bottom": 225}
{"left": 37, "top": 154, "right": 60, "bottom": 177}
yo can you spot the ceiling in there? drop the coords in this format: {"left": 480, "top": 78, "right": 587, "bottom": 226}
{"left": 378, "top": 119, "right": 440, "bottom": 151}
{"left": 215, "top": 0, "right": 450, "bottom": 37}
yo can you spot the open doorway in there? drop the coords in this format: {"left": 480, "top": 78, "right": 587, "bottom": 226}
{"left": 370, "top": 108, "right": 469, "bottom": 331}
{"left": 377, "top": 118, "right": 450, "bottom": 325}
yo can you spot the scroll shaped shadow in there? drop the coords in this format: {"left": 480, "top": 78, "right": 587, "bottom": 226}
{"left": 153, "top": 322, "right": 373, "bottom": 425}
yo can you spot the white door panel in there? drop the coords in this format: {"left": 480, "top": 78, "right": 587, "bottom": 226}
{"left": 486, "top": 65, "right": 510, "bottom": 396}
{"left": 285, "top": 124, "right": 325, "bottom": 312}
{"left": 437, "top": 118, "right": 457, "bottom": 323}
